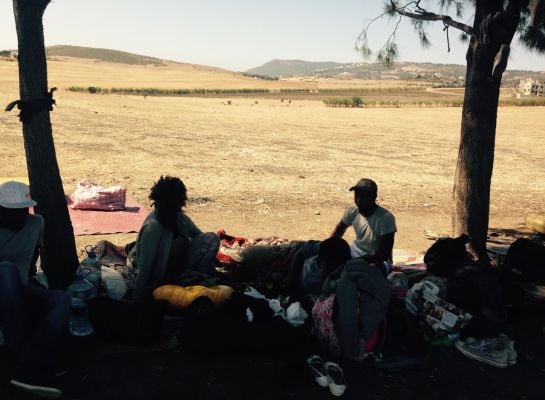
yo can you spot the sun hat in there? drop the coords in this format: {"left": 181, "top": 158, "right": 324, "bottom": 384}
{"left": 349, "top": 178, "right": 377, "bottom": 192}
{"left": 0, "top": 181, "right": 37, "bottom": 208}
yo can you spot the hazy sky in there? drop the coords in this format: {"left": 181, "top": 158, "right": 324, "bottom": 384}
{"left": 1, "top": 0, "right": 544, "bottom": 72}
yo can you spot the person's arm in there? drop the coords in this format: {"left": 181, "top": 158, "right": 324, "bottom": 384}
{"left": 330, "top": 220, "right": 349, "bottom": 238}
{"left": 180, "top": 213, "right": 203, "bottom": 238}
{"left": 362, "top": 232, "right": 395, "bottom": 264}
{"left": 133, "top": 221, "right": 164, "bottom": 301}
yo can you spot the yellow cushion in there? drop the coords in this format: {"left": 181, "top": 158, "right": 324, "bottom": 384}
{"left": 153, "top": 284, "right": 234, "bottom": 308}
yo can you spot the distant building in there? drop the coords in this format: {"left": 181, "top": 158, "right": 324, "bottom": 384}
{"left": 518, "top": 78, "right": 545, "bottom": 96}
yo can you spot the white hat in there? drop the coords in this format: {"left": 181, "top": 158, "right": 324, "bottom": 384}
{"left": 0, "top": 181, "right": 37, "bottom": 208}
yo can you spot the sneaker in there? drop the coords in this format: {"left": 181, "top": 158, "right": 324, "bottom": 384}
{"left": 324, "top": 361, "right": 347, "bottom": 396}
{"left": 455, "top": 337, "right": 508, "bottom": 368}
{"left": 497, "top": 334, "right": 517, "bottom": 365}
{"left": 10, "top": 374, "right": 62, "bottom": 399}
{"left": 306, "top": 355, "right": 329, "bottom": 387}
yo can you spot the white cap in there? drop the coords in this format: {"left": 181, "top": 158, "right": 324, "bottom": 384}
{"left": 0, "top": 181, "right": 37, "bottom": 208}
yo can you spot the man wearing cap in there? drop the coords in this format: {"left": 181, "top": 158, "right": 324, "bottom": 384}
{"left": 330, "top": 178, "right": 396, "bottom": 274}
{"left": 0, "top": 181, "right": 68, "bottom": 399}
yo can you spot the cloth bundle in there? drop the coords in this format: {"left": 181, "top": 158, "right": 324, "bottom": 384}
{"left": 70, "top": 180, "right": 126, "bottom": 211}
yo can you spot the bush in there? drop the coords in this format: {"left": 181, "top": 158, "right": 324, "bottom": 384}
{"left": 323, "top": 97, "right": 364, "bottom": 108}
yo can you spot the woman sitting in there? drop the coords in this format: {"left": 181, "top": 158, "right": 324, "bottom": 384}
{"left": 132, "top": 176, "right": 220, "bottom": 300}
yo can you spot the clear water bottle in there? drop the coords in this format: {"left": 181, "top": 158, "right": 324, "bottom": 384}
{"left": 77, "top": 245, "right": 101, "bottom": 293}
{"left": 66, "top": 274, "right": 96, "bottom": 336}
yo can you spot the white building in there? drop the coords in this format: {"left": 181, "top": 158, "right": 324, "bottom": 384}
{"left": 519, "top": 79, "right": 545, "bottom": 96}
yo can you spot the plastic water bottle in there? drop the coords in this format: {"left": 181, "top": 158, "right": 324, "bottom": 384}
{"left": 77, "top": 245, "right": 101, "bottom": 292}
{"left": 66, "top": 274, "right": 96, "bottom": 336}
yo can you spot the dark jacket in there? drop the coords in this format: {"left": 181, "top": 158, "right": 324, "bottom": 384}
{"left": 322, "top": 258, "right": 390, "bottom": 359}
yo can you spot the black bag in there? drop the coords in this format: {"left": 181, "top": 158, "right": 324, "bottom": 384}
{"left": 88, "top": 295, "right": 167, "bottom": 344}
{"left": 178, "top": 293, "right": 311, "bottom": 357}
{"left": 503, "top": 238, "right": 545, "bottom": 285}
{"left": 423, "top": 234, "right": 472, "bottom": 278}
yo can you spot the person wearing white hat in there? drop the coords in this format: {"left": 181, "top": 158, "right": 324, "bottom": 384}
{"left": 0, "top": 181, "right": 68, "bottom": 399}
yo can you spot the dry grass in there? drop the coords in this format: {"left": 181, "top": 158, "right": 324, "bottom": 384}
{"left": 0, "top": 58, "right": 315, "bottom": 91}
{"left": 1, "top": 58, "right": 543, "bottom": 254}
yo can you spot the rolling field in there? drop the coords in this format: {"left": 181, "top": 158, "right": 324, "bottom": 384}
{"left": 1, "top": 58, "right": 543, "bottom": 254}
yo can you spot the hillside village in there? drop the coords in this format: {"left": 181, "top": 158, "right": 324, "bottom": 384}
{"left": 247, "top": 59, "right": 545, "bottom": 91}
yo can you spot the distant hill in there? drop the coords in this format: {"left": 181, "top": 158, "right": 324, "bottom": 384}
{"left": 245, "top": 59, "right": 343, "bottom": 78}
{"left": 246, "top": 59, "right": 545, "bottom": 87}
{"left": 45, "top": 45, "right": 165, "bottom": 65}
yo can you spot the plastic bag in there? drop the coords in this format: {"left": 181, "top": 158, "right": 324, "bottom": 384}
{"left": 70, "top": 180, "right": 126, "bottom": 211}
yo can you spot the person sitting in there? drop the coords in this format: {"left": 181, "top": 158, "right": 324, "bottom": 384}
{"left": 311, "top": 237, "right": 390, "bottom": 361}
{"left": 330, "top": 178, "right": 397, "bottom": 275}
{"left": 0, "top": 181, "right": 69, "bottom": 399}
{"left": 288, "top": 239, "right": 351, "bottom": 300}
{"left": 131, "top": 176, "right": 220, "bottom": 300}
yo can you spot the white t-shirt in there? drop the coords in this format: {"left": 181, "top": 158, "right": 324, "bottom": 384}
{"left": 341, "top": 204, "right": 396, "bottom": 255}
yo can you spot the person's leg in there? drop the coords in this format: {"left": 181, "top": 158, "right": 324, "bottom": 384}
{"left": 19, "top": 282, "right": 70, "bottom": 373}
{"left": 187, "top": 232, "right": 221, "bottom": 274}
{"left": 0, "top": 261, "right": 29, "bottom": 348}
{"left": 0, "top": 264, "right": 66, "bottom": 398}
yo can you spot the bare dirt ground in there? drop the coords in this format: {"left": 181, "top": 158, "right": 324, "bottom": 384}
{"left": 1, "top": 74, "right": 543, "bottom": 256}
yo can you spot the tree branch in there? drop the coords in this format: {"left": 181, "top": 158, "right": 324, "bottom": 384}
{"left": 527, "top": 0, "right": 545, "bottom": 28}
{"left": 391, "top": 1, "right": 475, "bottom": 35}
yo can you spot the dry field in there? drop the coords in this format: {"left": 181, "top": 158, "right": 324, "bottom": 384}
{"left": 1, "top": 58, "right": 544, "bottom": 255}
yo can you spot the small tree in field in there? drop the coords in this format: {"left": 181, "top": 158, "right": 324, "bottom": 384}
{"left": 358, "top": 0, "right": 545, "bottom": 257}
{"left": 10, "top": 0, "right": 78, "bottom": 289}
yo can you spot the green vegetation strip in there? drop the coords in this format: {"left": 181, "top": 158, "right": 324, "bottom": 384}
{"left": 67, "top": 86, "right": 427, "bottom": 96}
{"left": 66, "top": 86, "right": 545, "bottom": 107}
{"left": 68, "top": 86, "right": 270, "bottom": 95}
{"left": 323, "top": 97, "right": 364, "bottom": 108}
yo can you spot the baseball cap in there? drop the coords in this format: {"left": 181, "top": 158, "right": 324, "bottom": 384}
{"left": 0, "top": 181, "right": 37, "bottom": 208}
{"left": 349, "top": 178, "right": 377, "bottom": 192}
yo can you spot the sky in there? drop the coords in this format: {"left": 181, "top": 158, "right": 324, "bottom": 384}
{"left": 1, "top": 0, "right": 544, "bottom": 72}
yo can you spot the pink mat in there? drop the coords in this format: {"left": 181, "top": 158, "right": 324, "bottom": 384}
{"left": 66, "top": 194, "right": 148, "bottom": 236}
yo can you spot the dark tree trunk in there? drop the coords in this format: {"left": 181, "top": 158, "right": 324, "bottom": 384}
{"left": 453, "top": 1, "right": 523, "bottom": 258}
{"left": 453, "top": 41, "right": 501, "bottom": 257}
{"left": 13, "top": 0, "right": 78, "bottom": 289}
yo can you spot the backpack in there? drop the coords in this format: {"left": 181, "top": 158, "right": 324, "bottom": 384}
{"left": 503, "top": 238, "right": 545, "bottom": 284}
{"left": 423, "top": 234, "right": 472, "bottom": 278}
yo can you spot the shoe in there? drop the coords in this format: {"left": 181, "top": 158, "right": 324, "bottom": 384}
{"left": 455, "top": 337, "right": 508, "bottom": 368}
{"left": 497, "top": 334, "right": 517, "bottom": 365}
{"left": 306, "top": 355, "right": 329, "bottom": 387}
{"left": 325, "top": 361, "right": 347, "bottom": 396}
{"left": 10, "top": 374, "right": 62, "bottom": 399}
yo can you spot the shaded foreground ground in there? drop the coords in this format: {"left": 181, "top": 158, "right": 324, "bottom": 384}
{"left": 1, "top": 307, "right": 544, "bottom": 400}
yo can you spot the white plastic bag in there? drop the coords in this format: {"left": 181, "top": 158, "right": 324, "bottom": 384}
{"left": 70, "top": 180, "right": 126, "bottom": 211}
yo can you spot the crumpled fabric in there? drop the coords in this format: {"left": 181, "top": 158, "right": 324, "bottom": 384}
{"left": 243, "top": 286, "right": 308, "bottom": 327}
{"left": 286, "top": 302, "right": 308, "bottom": 327}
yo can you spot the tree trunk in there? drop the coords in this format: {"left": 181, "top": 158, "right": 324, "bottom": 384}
{"left": 13, "top": 0, "right": 78, "bottom": 289}
{"left": 453, "top": 1, "right": 522, "bottom": 258}
{"left": 453, "top": 41, "right": 500, "bottom": 258}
